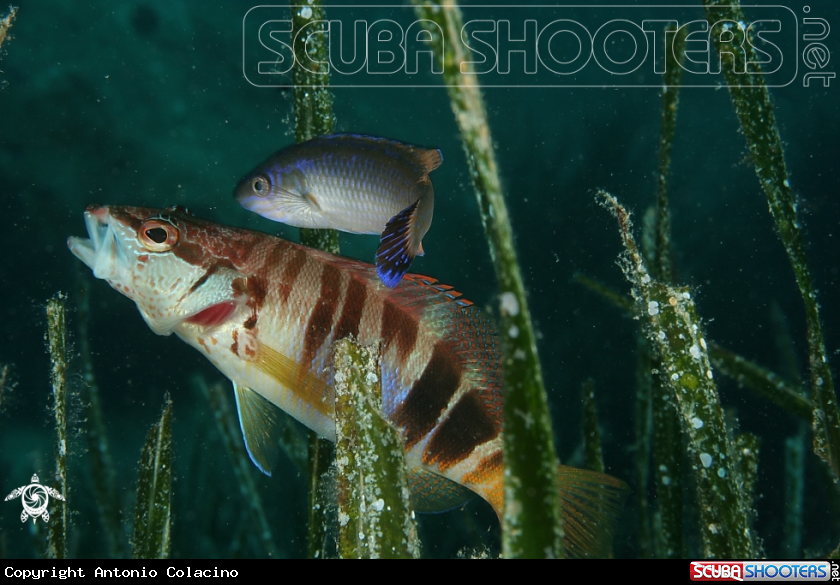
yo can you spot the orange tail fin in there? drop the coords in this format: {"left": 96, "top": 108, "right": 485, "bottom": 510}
{"left": 556, "top": 465, "right": 629, "bottom": 558}
{"left": 473, "top": 463, "right": 628, "bottom": 558}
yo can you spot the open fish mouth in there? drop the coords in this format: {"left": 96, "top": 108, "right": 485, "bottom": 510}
{"left": 67, "top": 206, "right": 131, "bottom": 282}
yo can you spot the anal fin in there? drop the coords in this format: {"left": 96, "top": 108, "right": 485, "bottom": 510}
{"left": 556, "top": 465, "right": 629, "bottom": 559}
{"left": 376, "top": 202, "right": 419, "bottom": 288}
{"left": 376, "top": 186, "right": 433, "bottom": 288}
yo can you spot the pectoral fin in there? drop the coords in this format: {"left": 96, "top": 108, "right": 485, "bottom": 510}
{"left": 233, "top": 381, "right": 281, "bottom": 476}
{"left": 254, "top": 344, "right": 332, "bottom": 416}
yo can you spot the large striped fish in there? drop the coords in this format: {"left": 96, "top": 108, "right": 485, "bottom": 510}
{"left": 67, "top": 205, "right": 626, "bottom": 557}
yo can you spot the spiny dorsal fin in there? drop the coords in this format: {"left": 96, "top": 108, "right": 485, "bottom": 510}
{"left": 309, "top": 249, "right": 501, "bottom": 408}
{"left": 388, "top": 273, "right": 502, "bottom": 418}
{"left": 402, "top": 274, "right": 473, "bottom": 306}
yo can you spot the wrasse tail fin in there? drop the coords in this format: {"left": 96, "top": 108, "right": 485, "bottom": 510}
{"left": 233, "top": 382, "right": 282, "bottom": 476}
{"left": 414, "top": 147, "right": 443, "bottom": 174}
{"left": 557, "top": 465, "right": 630, "bottom": 559}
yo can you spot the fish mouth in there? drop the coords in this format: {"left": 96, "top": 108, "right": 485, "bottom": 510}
{"left": 67, "top": 206, "right": 131, "bottom": 282}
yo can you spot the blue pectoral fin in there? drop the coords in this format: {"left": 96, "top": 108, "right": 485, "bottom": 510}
{"left": 376, "top": 201, "right": 420, "bottom": 288}
{"left": 233, "top": 381, "right": 281, "bottom": 476}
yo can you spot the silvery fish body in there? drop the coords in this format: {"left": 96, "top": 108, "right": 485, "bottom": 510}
{"left": 68, "top": 205, "right": 625, "bottom": 557}
{"left": 234, "top": 134, "right": 442, "bottom": 288}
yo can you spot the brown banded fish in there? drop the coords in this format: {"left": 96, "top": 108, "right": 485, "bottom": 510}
{"left": 234, "top": 134, "right": 442, "bottom": 288}
{"left": 68, "top": 205, "right": 627, "bottom": 557}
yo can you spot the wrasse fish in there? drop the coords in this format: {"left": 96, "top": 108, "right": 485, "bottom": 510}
{"left": 68, "top": 205, "right": 626, "bottom": 558}
{"left": 234, "top": 134, "right": 442, "bottom": 288}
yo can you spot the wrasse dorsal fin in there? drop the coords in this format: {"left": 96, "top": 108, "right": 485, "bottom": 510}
{"left": 233, "top": 382, "right": 281, "bottom": 476}
{"left": 556, "top": 465, "right": 630, "bottom": 559}
{"left": 318, "top": 134, "right": 443, "bottom": 174}
{"left": 254, "top": 343, "right": 333, "bottom": 416}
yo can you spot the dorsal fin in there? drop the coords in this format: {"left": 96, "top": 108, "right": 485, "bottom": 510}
{"left": 306, "top": 246, "right": 502, "bottom": 424}
{"left": 384, "top": 272, "right": 502, "bottom": 423}
{"left": 402, "top": 274, "right": 473, "bottom": 306}
{"left": 318, "top": 134, "right": 443, "bottom": 175}
{"left": 315, "top": 253, "right": 497, "bottom": 374}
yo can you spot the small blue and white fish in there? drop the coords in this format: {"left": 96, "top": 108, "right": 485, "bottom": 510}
{"left": 234, "top": 134, "right": 442, "bottom": 288}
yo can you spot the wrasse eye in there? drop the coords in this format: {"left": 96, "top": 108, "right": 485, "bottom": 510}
{"left": 252, "top": 176, "right": 270, "bottom": 195}
{"left": 139, "top": 220, "right": 179, "bottom": 251}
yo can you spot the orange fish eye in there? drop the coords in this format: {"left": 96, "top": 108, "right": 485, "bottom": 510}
{"left": 139, "top": 219, "right": 179, "bottom": 251}
{"left": 252, "top": 176, "right": 270, "bottom": 195}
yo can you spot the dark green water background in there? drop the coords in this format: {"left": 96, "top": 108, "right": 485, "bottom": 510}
{"left": 0, "top": 0, "right": 838, "bottom": 558}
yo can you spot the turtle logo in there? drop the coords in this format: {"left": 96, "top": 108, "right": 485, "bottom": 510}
{"left": 4, "top": 474, "right": 65, "bottom": 523}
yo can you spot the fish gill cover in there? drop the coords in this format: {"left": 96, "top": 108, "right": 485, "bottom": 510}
{"left": 0, "top": 0, "right": 838, "bottom": 559}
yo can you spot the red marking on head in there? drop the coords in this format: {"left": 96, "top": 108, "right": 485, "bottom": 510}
{"left": 138, "top": 255, "right": 149, "bottom": 263}
{"left": 185, "top": 302, "right": 236, "bottom": 327}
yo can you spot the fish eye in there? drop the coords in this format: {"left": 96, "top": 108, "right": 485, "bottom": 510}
{"left": 146, "top": 227, "right": 167, "bottom": 243}
{"left": 252, "top": 176, "right": 269, "bottom": 195}
{"left": 139, "top": 219, "right": 179, "bottom": 252}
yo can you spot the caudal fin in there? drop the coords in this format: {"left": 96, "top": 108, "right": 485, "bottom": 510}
{"left": 471, "top": 459, "right": 628, "bottom": 558}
